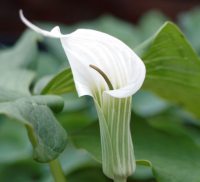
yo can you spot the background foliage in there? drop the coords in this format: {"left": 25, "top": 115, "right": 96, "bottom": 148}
{"left": 1, "top": 7, "right": 200, "bottom": 182}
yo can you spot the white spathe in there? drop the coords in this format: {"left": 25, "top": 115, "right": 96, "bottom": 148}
{"left": 20, "top": 10, "right": 146, "bottom": 99}
{"left": 20, "top": 10, "right": 146, "bottom": 181}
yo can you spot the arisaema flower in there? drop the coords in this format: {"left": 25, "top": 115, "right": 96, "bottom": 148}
{"left": 20, "top": 10, "right": 146, "bottom": 182}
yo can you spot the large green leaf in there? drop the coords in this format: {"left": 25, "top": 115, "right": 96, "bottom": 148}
{"left": 70, "top": 114, "right": 200, "bottom": 182}
{"left": 0, "top": 95, "right": 67, "bottom": 162}
{"left": 134, "top": 116, "right": 200, "bottom": 182}
{"left": 136, "top": 22, "right": 200, "bottom": 118}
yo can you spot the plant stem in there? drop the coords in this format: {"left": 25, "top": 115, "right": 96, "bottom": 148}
{"left": 114, "top": 177, "right": 127, "bottom": 182}
{"left": 49, "top": 159, "right": 66, "bottom": 182}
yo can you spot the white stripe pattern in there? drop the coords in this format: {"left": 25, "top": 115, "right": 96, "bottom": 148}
{"left": 95, "top": 94, "right": 135, "bottom": 179}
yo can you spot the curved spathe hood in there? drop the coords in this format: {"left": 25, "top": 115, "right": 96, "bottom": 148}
{"left": 20, "top": 10, "right": 146, "bottom": 99}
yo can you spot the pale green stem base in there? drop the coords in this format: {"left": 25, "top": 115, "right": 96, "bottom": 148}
{"left": 114, "top": 177, "right": 127, "bottom": 182}
{"left": 49, "top": 159, "right": 66, "bottom": 182}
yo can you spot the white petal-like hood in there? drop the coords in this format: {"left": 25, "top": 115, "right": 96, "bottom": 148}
{"left": 20, "top": 10, "right": 146, "bottom": 98}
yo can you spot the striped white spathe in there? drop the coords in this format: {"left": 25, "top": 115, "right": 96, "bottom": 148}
{"left": 20, "top": 10, "right": 146, "bottom": 181}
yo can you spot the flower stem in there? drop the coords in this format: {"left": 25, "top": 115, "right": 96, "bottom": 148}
{"left": 114, "top": 177, "right": 127, "bottom": 182}
{"left": 49, "top": 159, "right": 66, "bottom": 182}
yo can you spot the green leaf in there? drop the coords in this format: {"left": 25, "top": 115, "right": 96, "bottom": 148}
{"left": 20, "top": 95, "right": 65, "bottom": 113}
{"left": 134, "top": 116, "right": 200, "bottom": 182}
{"left": 136, "top": 21, "right": 200, "bottom": 117}
{"left": 41, "top": 68, "right": 75, "bottom": 95}
{"left": 0, "top": 95, "right": 67, "bottom": 162}
{"left": 70, "top": 114, "right": 200, "bottom": 182}
{"left": 0, "top": 30, "right": 41, "bottom": 70}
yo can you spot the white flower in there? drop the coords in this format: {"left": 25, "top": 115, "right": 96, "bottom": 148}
{"left": 20, "top": 10, "right": 146, "bottom": 182}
